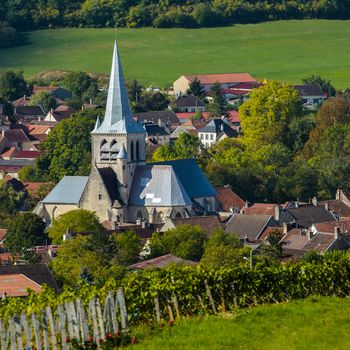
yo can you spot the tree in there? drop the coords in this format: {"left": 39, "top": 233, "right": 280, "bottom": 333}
{"left": 33, "top": 111, "right": 96, "bottom": 181}
{"left": 208, "top": 82, "right": 227, "bottom": 117}
{"left": 51, "top": 235, "right": 110, "bottom": 286}
{"left": 302, "top": 75, "right": 336, "bottom": 97}
{"left": 136, "top": 91, "right": 169, "bottom": 112}
{"left": 186, "top": 77, "right": 206, "bottom": 100}
{"left": 239, "top": 81, "right": 303, "bottom": 151}
{"left": 63, "top": 71, "right": 98, "bottom": 99}
{"left": 0, "top": 70, "right": 28, "bottom": 101}
{"left": 48, "top": 209, "right": 104, "bottom": 244}
{"left": 149, "top": 224, "right": 207, "bottom": 261}
{"left": 0, "top": 21, "right": 16, "bottom": 48}
{"left": 200, "top": 229, "right": 249, "bottom": 268}
{"left": 4, "top": 213, "right": 46, "bottom": 262}
{"left": 30, "top": 91, "right": 57, "bottom": 113}
{"left": 126, "top": 79, "right": 143, "bottom": 111}
{"left": 112, "top": 230, "right": 142, "bottom": 266}
{"left": 258, "top": 229, "right": 285, "bottom": 260}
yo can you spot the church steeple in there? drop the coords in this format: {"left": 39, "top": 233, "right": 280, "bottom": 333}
{"left": 92, "top": 41, "right": 144, "bottom": 134}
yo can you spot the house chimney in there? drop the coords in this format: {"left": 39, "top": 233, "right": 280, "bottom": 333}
{"left": 312, "top": 196, "right": 318, "bottom": 206}
{"left": 1, "top": 129, "right": 5, "bottom": 137}
{"left": 274, "top": 205, "right": 280, "bottom": 222}
{"left": 244, "top": 200, "right": 249, "bottom": 209}
{"left": 141, "top": 220, "right": 146, "bottom": 229}
{"left": 334, "top": 226, "right": 341, "bottom": 240}
{"left": 336, "top": 188, "right": 341, "bottom": 200}
{"left": 306, "top": 230, "right": 313, "bottom": 240}
{"left": 111, "top": 221, "right": 117, "bottom": 230}
{"left": 283, "top": 222, "right": 288, "bottom": 235}
{"left": 324, "top": 202, "right": 329, "bottom": 211}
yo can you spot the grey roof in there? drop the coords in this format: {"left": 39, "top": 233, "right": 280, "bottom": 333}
{"left": 129, "top": 165, "right": 192, "bottom": 207}
{"left": 134, "top": 110, "right": 180, "bottom": 125}
{"left": 152, "top": 159, "right": 216, "bottom": 198}
{"left": 286, "top": 205, "right": 336, "bottom": 229}
{"left": 42, "top": 176, "right": 88, "bottom": 205}
{"left": 198, "top": 118, "right": 237, "bottom": 138}
{"left": 292, "top": 84, "right": 323, "bottom": 97}
{"left": 15, "top": 105, "right": 44, "bottom": 116}
{"left": 92, "top": 41, "right": 144, "bottom": 135}
{"left": 144, "top": 123, "right": 170, "bottom": 137}
{"left": 170, "top": 125, "right": 196, "bottom": 139}
{"left": 174, "top": 95, "right": 205, "bottom": 108}
{"left": 225, "top": 214, "right": 278, "bottom": 241}
{"left": 0, "top": 158, "right": 34, "bottom": 167}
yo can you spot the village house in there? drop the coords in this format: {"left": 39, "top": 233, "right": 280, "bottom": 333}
{"left": 133, "top": 110, "right": 180, "bottom": 131}
{"left": 143, "top": 122, "right": 170, "bottom": 146}
{"left": 173, "top": 73, "right": 257, "bottom": 96}
{"left": 197, "top": 118, "right": 237, "bottom": 147}
{"left": 292, "top": 84, "right": 324, "bottom": 110}
{"left": 39, "top": 41, "right": 217, "bottom": 225}
{"left": 44, "top": 105, "right": 75, "bottom": 122}
{"left": 32, "top": 86, "right": 72, "bottom": 105}
{"left": 171, "top": 95, "right": 206, "bottom": 113}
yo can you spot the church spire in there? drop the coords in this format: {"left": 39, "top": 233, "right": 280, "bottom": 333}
{"left": 92, "top": 41, "right": 144, "bottom": 134}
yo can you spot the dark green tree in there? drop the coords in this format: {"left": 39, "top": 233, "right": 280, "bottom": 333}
{"left": 112, "top": 230, "right": 142, "bottom": 266}
{"left": 4, "top": 213, "right": 46, "bottom": 262}
{"left": 186, "top": 77, "right": 206, "bottom": 100}
{"left": 208, "top": 82, "right": 227, "bottom": 117}
{"left": 63, "top": 71, "right": 98, "bottom": 99}
{"left": 0, "top": 70, "right": 28, "bottom": 101}
{"left": 30, "top": 91, "right": 57, "bottom": 113}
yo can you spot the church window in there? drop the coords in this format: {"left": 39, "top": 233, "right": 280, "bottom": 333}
{"left": 136, "top": 210, "right": 143, "bottom": 220}
{"left": 98, "top": 194, "right": 102, "bottom": 200}
{"left": 130, "top": 141, "right": 134, "bottom": 161}
{"left": 136, "top": 140, "right": 140, "bottom": 160}
{"left": 110, "top": 139, "right": 118, "bottom": 160}
{"left": 100, "top": 139, "right": 109, "bottom": 160}
{"left": 157, "top": 211, "right": 164, "bottom": 223}
{"left": 175, "top": 212, "right": 182, "bottom": 218}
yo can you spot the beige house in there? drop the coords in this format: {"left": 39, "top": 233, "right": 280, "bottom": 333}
{"left": 173, "top": 73, "right": 257, "bottom": 96}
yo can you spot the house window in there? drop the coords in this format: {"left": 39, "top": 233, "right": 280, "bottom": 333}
{"left": 210, "top": 134, "right": 214, "bottom": 140}
{"left": 205, "top": 134, "right": 208, "bottom": 140}
{"left": 190, "top": 108, "right": 195, "bottom": 112}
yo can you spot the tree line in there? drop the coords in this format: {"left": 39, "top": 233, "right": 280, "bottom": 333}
{"left": 1, "top": 0, "right": 350, "bottom": 35}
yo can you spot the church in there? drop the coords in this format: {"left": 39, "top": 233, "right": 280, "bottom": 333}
{"left": 39, "top": 42, "right": 217, "bottom": 225}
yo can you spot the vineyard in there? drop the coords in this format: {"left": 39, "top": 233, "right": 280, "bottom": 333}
{"left": 1, "top": 257, "right": 350, "bottom": 349}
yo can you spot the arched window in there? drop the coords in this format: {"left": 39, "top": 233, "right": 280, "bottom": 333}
{"left": 136, "top": 140, "right": 140, "bottom": 160}
{"left": 100, "top": 139, "right": 109, "bottom": 160}
{"left": 136, "top": 210, "right": 143, "bottom": 220}
{"left": 157, "top": 211, "right": 164, "bottom": 223}
{"left": 175, "top": 212, "right": 182, "bottom": 218}
{"left": 130, "top": 141, "right": 134, "bottom": 161}
{"left": 110, "top": 139, "right": 118, "bottom": 160}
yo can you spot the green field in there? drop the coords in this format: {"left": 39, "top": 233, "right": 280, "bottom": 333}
{"left": 131, "top": 297, "right": 350, "bottom": 350}
{"left": 1, "top": 20, "right": 350, "bottom": 88}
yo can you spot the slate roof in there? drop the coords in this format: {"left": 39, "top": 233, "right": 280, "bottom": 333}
{"left": 128, "top": 254, "right": 197, "bottom": 270}
{"left": 286, "top": 205, "right": 336, "bottom": 228}
{"left": 151, "top": 159, "right": 217, "bottom": 199}
{"left": 198, "top": 118, "right": 237, "bottom": 138}
{"left": 42, "top": 176, "right": 88, "bottom": 205}
{"left": 129, "top": 165, "right": 192, "bottom": 207}
{"left": 170, "top": 125, "right": 196, "bottom": 139}
{"left": 134, "top": 110, "right": 180, "bottom": 126}
{"left": 292, "top": 84, "right": 323, "bottom": 97}
{"left": 3, "top": 129, "right": 31, "bottom": 143}
{"left": 225, "top": 214, "right": 278, "bottom": 241}
{"left": 174, "top": 95, "right": 205, "bottom": 108}
{"left": 12, "top": 96, "right": 31, "bottom": 107}
{"left": 144, "top": 123, "right": 170, "bottom": 137}
{"left": 314, "top": 220, "right": 350, "bottom": 234}
{"left": 15, "top": 105, "right": 44, "bottom": 117}
{"left": 32, "top": 86, "right": 72, "bottom": 100}
{"left": 92, "top": 41, "right": 144, "bottom": 135}
{"left": 0, "top": 264, "right": 59, "bottom": 293}
{"left": 183, "top": 73, "right": 256, "bottom": 85}
{"left": 97, "top": 167, "right": 124, "bottom": 206}
{"left": 215, "top": 186, "right": 245, "bottom": 212}
{"left": 302, "top": 234, "right": 335, "bottom": 253}
{"left": 280, "top": 229, "right": 308, "bottom": 250}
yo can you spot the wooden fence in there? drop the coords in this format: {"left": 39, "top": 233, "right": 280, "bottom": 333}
{"left": 0, "top": 288, "right": 128, "bottom": 350}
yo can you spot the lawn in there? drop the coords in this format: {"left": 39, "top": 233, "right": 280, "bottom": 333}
{"left": 1, "top": 20, "right": 350, "bottom": 88}
{"left": 131, "top": 296, "right": 350, "bottom": 350}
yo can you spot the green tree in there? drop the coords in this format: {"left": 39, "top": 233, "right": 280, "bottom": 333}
{"left": 239, "top": 81, "right": 303, "bottom": 151}
{"left": 30, "top": 91, "right": 57, "bottom": 113}
{"left": 63, "top": 71, "right": 97, "bottom": 99}
{"left": 258, "top": 229, "right": 285, "bottom": 260}
{"left": 4, "top": 213, "right": 46, "bottom": 262}
{"left": 149, "top": 224, "right": 207, "bottom": 261}
{"left": 0, "top": 70, "right": 28, "bottom": 101}
{"left": 48, "top": 209, "right": 104, "bottom": 244}
{"left": 302, "top": 75, "right": 336, "bottom": 97}
{"left": 0, "top": 21, "right": 16, "bottom": 48}
{"left": 200, "top": 229, "right": 248, "bottom": 268}
{"left": 208, "top": 82, "right": 227, "bottom": 118}
{"left": 112, "top": 230, "right": 142, "bottom": 266}
{"left": 33, "top": 111, "right": 96, "bottom": 181}
{"left": 186, "top": 77, "right": 206, "bottom": 100}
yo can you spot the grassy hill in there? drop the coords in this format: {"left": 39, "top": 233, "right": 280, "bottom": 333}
{"left": 131, "top": 296, "right": 350, "bottom": 350}
{"left": 1, "top": 20, "right": 350, "bottom": 88}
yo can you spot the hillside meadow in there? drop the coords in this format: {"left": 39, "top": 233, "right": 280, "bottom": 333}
{"left": 131, "top": 296, "right": 350, "bottom": 350}
{"left": 0, "top": 20, "right": 350, "bottom": 88}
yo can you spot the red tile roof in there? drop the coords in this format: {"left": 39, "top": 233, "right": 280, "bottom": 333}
{"left": 24, "top": 182, "right": 52, "bottom": 197}
{"left": 259, "top": 226, "right": 283, "bottom": 240}
{"left": 128, "top": 254, "right": 197, "bottom": 270}
{"left": 183, "top": 73, "right": 256, "bottom": 85}
{"left": 1, "top": 147, "right": 16, "bottom": 158}
{"left": 0, "top": 274, "right": 41, "bottom": 297}
{"left": 0, "top": 229, "right": 7, "bottom": 241}
{"left": 243, "top": 203, "right": 278, "bottom": 216}
{"left": 13, "top": 150, "right": 40, "bottom": 159}
{"left": 314, "top": 220, "right": 350, "bottom": 234}
{"left": 215, "top": 186, "right": 245, "bottom": 212}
